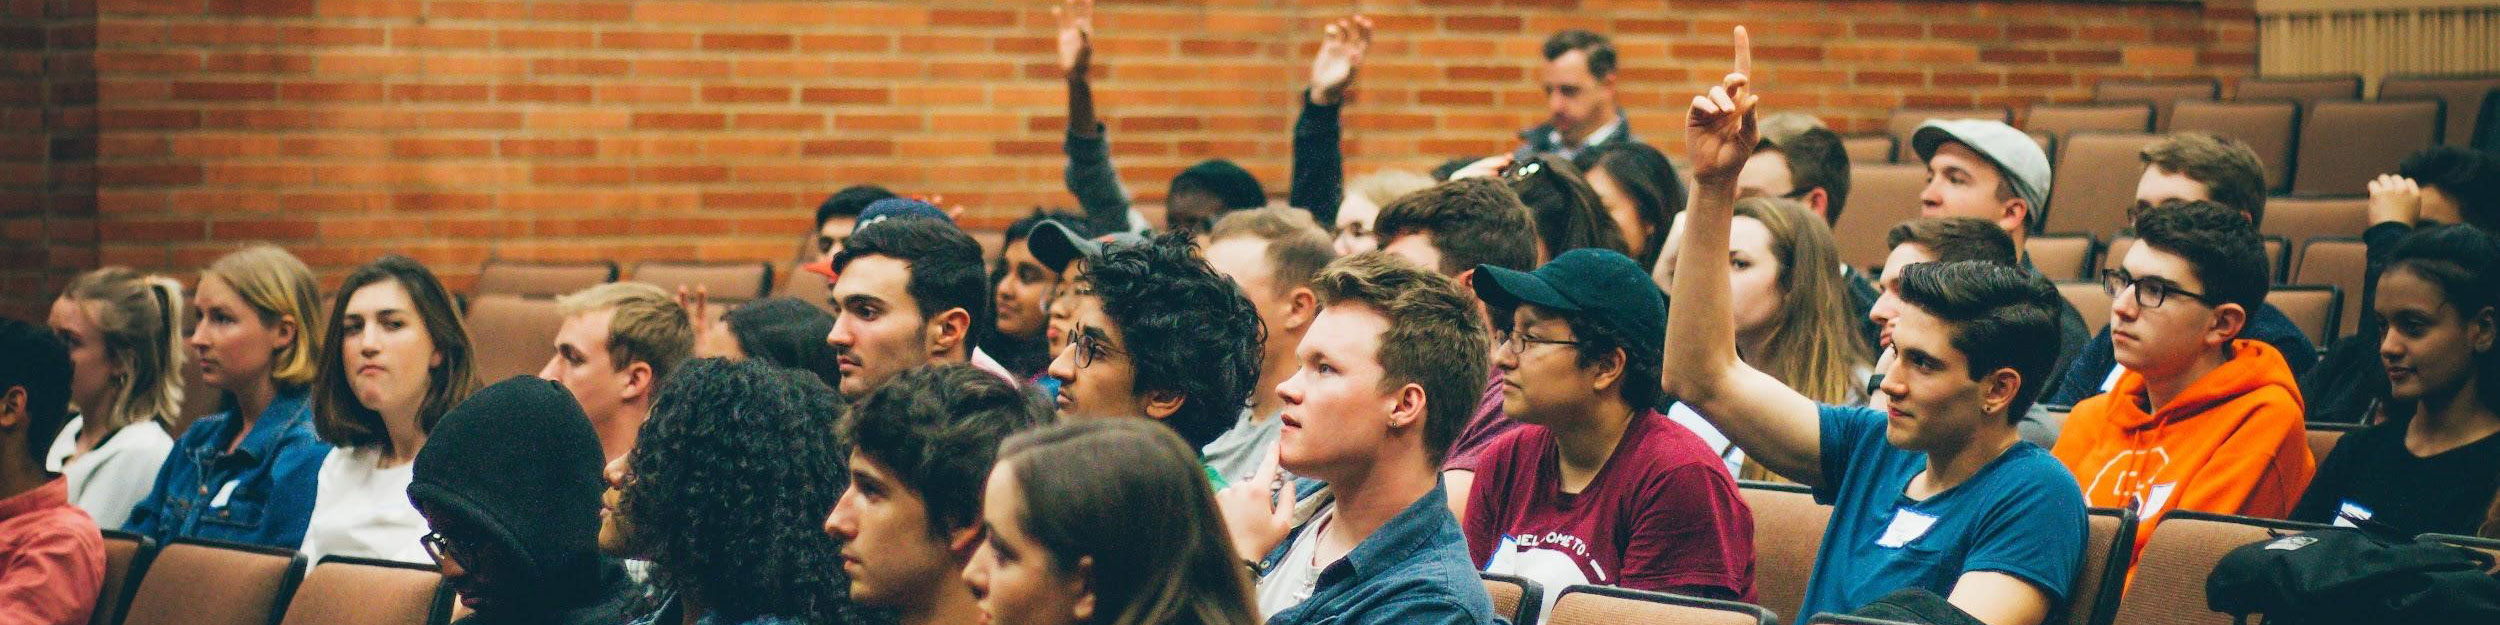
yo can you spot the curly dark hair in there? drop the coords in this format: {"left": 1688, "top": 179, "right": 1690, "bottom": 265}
{"left": 2134, "top": 199, "right": 2270, "bottom": 311}
{"left": 842, "top": 363, "right": 1053, "bottom": 538}
{"left": 619, "top": 358, "right": 880, "bottom": 624}
{"left": 1082, "top": 233, "right": 1265, "bottom": 450}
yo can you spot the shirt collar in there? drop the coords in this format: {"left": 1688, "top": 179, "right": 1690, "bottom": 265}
{"left": 1546, "top": 114, "right": 1628, "bottom": 153}
{"left": 215, "top": 387, "right": 312, "bottom": 463}
{"left": 0, "top": 478, "right": 71, "bottom": 523}
{"left": 1318, "top": 481, "right": 1459, "bottom": 586}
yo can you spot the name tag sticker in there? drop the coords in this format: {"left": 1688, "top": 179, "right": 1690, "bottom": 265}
{"left": 209, "top": 481, "right": 239, "bottom": 508}
{"left": 1876, "top": 509, "right": 1940, "bottom": 548}
{"left": 2138, "top": 482, "right": 2177, "bottom": 518}
{"left": 2333, "top": 500, "right": 2374, "bottom": 528}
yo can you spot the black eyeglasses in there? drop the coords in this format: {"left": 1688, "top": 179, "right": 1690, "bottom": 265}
{"left": 1496, "top": 328, "right": 1580, "bottom": 357}
{"left": 2101, "top": 269, "right": 2212, "bottom": 309}
{"left": 419, "top": 532, "right": 462, "bottom": 564}
{"left": 1068, "top": 329, "right": 1124, "bottom": 369}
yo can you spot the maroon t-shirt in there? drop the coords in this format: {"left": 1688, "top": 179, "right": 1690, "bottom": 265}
{"left": 1442, "top": 369, "right": 1521, "bottom": 472}
{"left": 1462, "top": 408, "right": 1757, "bottom": 603}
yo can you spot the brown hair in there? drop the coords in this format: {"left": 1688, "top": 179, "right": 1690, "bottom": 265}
{"left": 996, "top": 419, "right": 1260, "bottom": 625}
{"left": 1885, "top": 217, "right": 2020, "bottom": 267}
{"left": 1508, "top": 155, "right": 1629, "bottom": 257}
{"left": 2139, "top": 132, "right": 2270, "bottom": 227}
{"left": 1372, "top": 177, "right": 1540, "bottom": 276}
{"left": 1344, "top": 169, "right": 1436, "bottom": 211}
{"left": 58, "top": 268, "right": 186, "bottom": 431}
{"left": 202, "top": 244, "right": 326, "bottom": 390}
{"left": 1308, "top": 252, "right": 1490, "bottom": 464}
{"left": 1208, "top": 207, "right": 1338, "bottom": 293}
{"left": 1733, "top": 198, "right": 1872, "bottom": 403}
{"left": 313, "top": 255, "right": 478, "bottom": 455}
{"left": 557, "top": 282, "right": 694, "bottom": 385}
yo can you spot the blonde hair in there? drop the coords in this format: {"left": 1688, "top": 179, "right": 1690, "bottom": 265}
{"left": 1732, "top": 198, "right": 1872, "bottom": 404}
{"left": 1346, "top": 169, "right": 1437, "bottom": 210}
{"left": 59, "top": 267, "right": 187, "bottom": 431}
{"left": 1208, "top": 207, "right": 1337, "bottom": 294}
{"left": 557, "top": 282, "right": 693, "bottom": 384}
{"left": 203, "top": 244, "right": 325, "bottom": 389}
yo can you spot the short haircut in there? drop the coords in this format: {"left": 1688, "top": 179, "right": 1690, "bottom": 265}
{"left": 2139, "top": 132, "right": 2269, "bottom": 226}
{"left": 842, "top": 363, "right": 1051, "bottom": 538}
{"left": 1510, "top": 155, "right": 1630, "bottom": 257}
{"left": 203, "top": 244, "right": 326, "bottom": 389}
{"left": 1500, "top": 302, "right": 1660, "bottom": 411}
{"left": 0, "top": 318, "right": 72, "bottom": 462}
{"left": 1761, "top": 127, "right": 1853, "bottom": 226}
{"left": 315, "top": 255, "right": 478, "bottom": 455}
{"left": 557, "top": 282, "right": 694, "bottom": 385}
{"left": 1169, "top": 159, "right": 1268, "bottom": 212}
{"left": 2133, "top": 199, "right": 2271, "bottom": 312}
{"left": 57, "top": 267, "right": 186, "bottom": 433}
{"left": 816, "top": 184, "right": 896, "bottom": 229}
{"left": 2399, "top": 146, "right": 2500, "bottom": 232}
{"left": 1083, "top": 233, "right": 1265, "bottom": 450}
{"left": 1585, "top": 143, "right": 1687, "bottom": 267}
{"left": 834, "top": 217, "right": 994, "bottom": 356}
{"left": 1209, "top": 207, "right": 1338, "bottom": 293}
{"left": 1346, "top": 169, "right": 1438, "bottom": 210}
{"left": 1373, "top": 177, "right": 1540, "bottom": 276}
{"left": 1886, "top": 217, "right": 2020, "bottom": 266}
{"left": 1308, "top": 252, "right": 1490, "bottom": 465}
{"left": 1892, "top": 261, "right": 2067, "bottom": 423}
{"left": 1542, "top": 29, "right": 1617, "bottom": 79}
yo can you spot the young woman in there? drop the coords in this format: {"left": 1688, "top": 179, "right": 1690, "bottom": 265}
{"left": 1505, "top": 154, "right": 1629, "bottom": 261}
{"left": 46, "top": 267, "right": 185, "bottom": 528}
{"left": 689, "top": 297, "right": 842, "bottom": 391}
{"left": 303, "top": 255, "right": 476, "bottom": 562}
{"left": 963, "top": 419, "right": 1258, "bottom": 625}
{"left": 125, "top": 244, "right": 332, "bottom": 548}
{"left": 2293, "top": 225, "right": 2500, "bottom": 536}
{"left": 1583, "top": 143, "right": 1686, "bottom": 268}
{"left": 1332, "top": 169, "right": 1436, "bottom": 256}
{"left": 601, "top": 358, "right": 870, "bottom": 625}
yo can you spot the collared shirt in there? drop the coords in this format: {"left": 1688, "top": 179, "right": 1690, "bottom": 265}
{"left": 0, "top": 479, "right": 106, "bottom": 625}
{"left": 1258, "top": 484, "right": 1500, "bottom": 625}
{"left": 1517, "top": 114, "right": 1633, "bottom": 163}
{"left": 122, "top": 388, "right": 330, "bottom": 549}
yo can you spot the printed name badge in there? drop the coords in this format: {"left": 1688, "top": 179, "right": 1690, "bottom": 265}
{"left": 2333, "top": 500, "right": 2375, "bottom": 529}
{"left": 209, "top": 480, "right": 240, "bottom": 508}
{"left": 1876, "top": 509, "right": 1940, "bottom": 549}
{"left": 2137, "top": 483, "right": 2177, "bottom": 518}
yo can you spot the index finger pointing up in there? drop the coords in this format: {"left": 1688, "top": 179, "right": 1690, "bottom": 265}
{"left": 1733, "top": 25, "right": 1752, "bottom": 77}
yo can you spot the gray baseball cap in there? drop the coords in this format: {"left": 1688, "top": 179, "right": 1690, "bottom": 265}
{"left": 1028, "top": 220, "right": 1146, "bottom": 273}
{"left": 1912, "top": 119, "right": 2053, "bottom": 230}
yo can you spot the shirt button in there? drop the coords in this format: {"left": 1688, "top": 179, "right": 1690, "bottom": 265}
{"left": 220, "top": 510, "right": 230, "bottom": 518}
{"left": 197, "top": 486, "right": 209, "bottom": 495}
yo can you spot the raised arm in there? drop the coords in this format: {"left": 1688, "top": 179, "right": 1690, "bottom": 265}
{"left": 1288, "top": 16, "right": 1370, "bottom": 223}
{"left": 1662, "top": 27, "right": 1831, "bottom": 488}
{"left": 1056, "top": 0, "right": 1133, "bottom": 235}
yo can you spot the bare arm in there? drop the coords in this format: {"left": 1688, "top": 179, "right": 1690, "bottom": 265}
{"left": 1945, "top": 571, "right": 2055, "bottom": 625}
{"left": 1662, "top": 27, "right": 1830, "bottom": 488}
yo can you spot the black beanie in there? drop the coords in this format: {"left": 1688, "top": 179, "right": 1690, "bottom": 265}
{"left": 725, "top": 297, "right": 841, "bottom": 391}
{"left": 1168, "top": 159, "right": 1267, "bottom": 209}
{"left": 408, "top": 376, "right": 606, "bottom": 598}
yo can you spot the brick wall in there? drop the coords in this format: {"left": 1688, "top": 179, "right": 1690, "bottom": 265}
{"left": 1, "top": 0, "right": 2257, "bottom": 321}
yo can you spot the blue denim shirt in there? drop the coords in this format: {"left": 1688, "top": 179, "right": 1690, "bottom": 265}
{"left": 123, "top": 387, "right": 328, "bottom": 549}
{"left": 1262, "top": 482, "right": 1501, "bottom": 625}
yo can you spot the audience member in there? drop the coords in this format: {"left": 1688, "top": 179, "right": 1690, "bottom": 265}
{"left": 1371, "top": 177, "right": 1542, "bottom": 513}
{"left": 1735, "top": 126, "right": 1878, "bottom": 350}
{"left": 825, "top": 216, "right": 1003, "bottom": 397}
{"left": 1583, "top": 142, "right": 1685, "bottom": 267}
{"left": 1910, "top": 120, "right": 2093, "bottom": 391}
{"left": 1508, "top": 154, "right": 1630, "bottom": 259}
{"left": 1056, "top": 0, "right": 1265, "bottom": 235}
{"left": 304, "top": 255, "right": 477, "bottom": 563}
{"left": 1518, "top": 29, "right": 1635, "bottom": 161}
{"left": 44, "top": 268, "right": 183, "bottom": 528}
{"left": 1286, "top": 14, "right": 1374, "bottom": 228}
{"left": 2307, "top": 146, "right": 2500, "bottom": 422}
{"left": 1202, "top": 209, "right": 1336, "bottom": 482}
{"left": 2291, "top": 225, "right": 2500, "bottom": 536}
{"left": 126, "top": 244, "right": 331, "bottom": 549}
{"left": 1669, "top": 36, "right": 2084, "bottom": 625}
{"left": 2054, "top": 201, "right": 2311, "bottom": 555}
{"left": 697, "top": 297, "right": 842, "bottom": 390}
{"left": 1024, "top": 219, "right": 1141, "bottom": 400}
{"left": 1465, "top": 248, "right": 1758, "bottom": 607}
{"left": 1214, "top": 252, "right": 1500, "bottom": 625}
{"left": 829, "top": 364, "right": 1052, "bottom": 625}
{"left": 413, "top": 377, "right": 639, "bottom": 624}
{"left": 994, "top": 210, "right": 1092, "bottom": 380}
{"left": 0, "top": 318, "right": 103, "bottom": 625}
{"left": 1333, "top": 170, "right": 1437, "bottom": 256}
{"left": 816, "top": 184, "right": 900, "bottom": 264}
{"left": 1862, "top": 218, "right": 2031, "bottom": 440}
{"left": 1049, "top": 233, "right": 1263, "bottom": 481}
{"left": 540, "top": 282, "right": 692, "bottom": 462}
{"left": 602, "top": 358, "right": 877, "bottom": 625}
{"left": 967, "top": 419, "right": 1263, "bottom": 625}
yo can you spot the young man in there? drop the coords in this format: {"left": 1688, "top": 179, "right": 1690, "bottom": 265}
{"left": 1055, "top": 0, "right": 1265, "bottom": 234}
{"left": 411, "top": 377, "right": 639, "bottom": 624}
{"left": 1464, "top": 248, "right": 1757, "bottom": 608}
{"left": 992, "top": 209, "right": 1092, "bottom": 380}
{"left": 1672, "top": 31, "right": 2084, "bottom": 625}
{"left": 1048, "top": 233, "right": 1263, "bottom": 481}
{"left": 1910, "top": 118, "right": 2093, "bottom": 406}
{"left": 1215, "top": 252, "right": 1499, "bottom": 625}
{"left": 2054, "top": 200, "right": 2312, "bottom": 555}
{"left": 1738, "top": 125, "right": 1880, "bottom": 350}
{"left": 818, "top": 215, "right": 1001, "bottom": 399}
{"left": 0, "top": 319, "right": 103, "bottom": 625}
{"left": 827, "top": 364, "right": 1050, "bottom": 625}
{"left": 1203, "top": 208, "right": 1338, "bottom": 483}
{"left": 813, "top": 184, "right": 897, "bottom": 263}
{"left": 1517, "top": 29, "right": 1635, "bottom": 161}
{"left": 2043, "top": 133, "right": 2319, "bottom": 407}
{"left": 540, "top": 281, "right": 692, "bottom": 462}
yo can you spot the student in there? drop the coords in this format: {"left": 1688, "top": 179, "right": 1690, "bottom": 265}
{"left": 2291, "top": 225, "right": 2500, "bottom": 536}
{"left": 45, "top": 267, "right": 183, "bottom": 528}
{"left": 691, "top": 297, "right": 842, "bottom": 391}
{"left": 304, "top": 255, "right": 477, "bottom": 563}
{"left": 995, "top": 210, "right": 1093, "bottom": 380}
{"left": 822, "top": 215, "right": 1003, "bottom": 398}
{"left": 1734, "top": 126, "right": 1878, "bottom": 351}
{"left": 1508, "top": 154, "right": 1630, "bottom": 259}
{"left": 1862, "top": 219, "right": 2027, "bottom": 441}
{"left": 412, "top": 377, "right": 639, "bottom": 624}
{"left": 2307, "top": 147, "right": 2500, "bottom": 421}
{"left": 540, "top": 282, "right": 692, "bottom": 462}
{"left": 1332, "top": 171, "right": 1436, "bottom": 256}
{"left": 601, "top": 359, "right": 872, "bottom": 625}
{"left": 127, "top": 244, "right": 332, "bottom": 549}
{"left": 815, "top": 184, "right": 900, "bottom": 263}
{"left": 1909, "top": 119, "right": 2094, "bottom": 401}
{"left": 1049, "top": 234, "right": 1263, "bottom": 479}
{"left": 1286, "top": 14, "right": 1374, "bottom": 229}
{"left": 0, "top": 318, "right": 104, "bottom": 625}
{"left": 1464, "top": 248, "right": 1757, "bottom": 607}
{"left": 2054, "top": 201, "right": 2312, "bottom": 554}
{"left": 965, "top": 419, "right": 1263, "bottom": 625}
{"left": 1024, "top": 219, "right": 1139, "bottom": 399}
{"left": 1214, "top": 252, "right": 1500, "bottom": 625}
{"left": 1203, "top": 208, "right": 1337, "bottom": 483}
{"left": 1668, "top": 32, "right": 2085, "bottom": 625}
{"left": 828, "top": 363, "right": 1050, "bottom": 625}
{"left": 1055, "top": 0, "right": 1265, "bottom": 234}
{"left": 1583, "top": 142, "right": 1685, "bottom": 267}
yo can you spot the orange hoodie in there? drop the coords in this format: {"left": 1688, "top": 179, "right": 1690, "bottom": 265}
{"left": 2053, "top": 339, "right": 2314, "bottom": 557}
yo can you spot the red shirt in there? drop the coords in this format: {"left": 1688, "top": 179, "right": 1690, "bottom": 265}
{"left": 1443, "top": 370, "right": 1521, "bottom": 472}
{"left": 0, "top": 479, "right": 104, "bottom": 625}
{"left": 1462, "top": 409, "right": 1757, "bottom": 603}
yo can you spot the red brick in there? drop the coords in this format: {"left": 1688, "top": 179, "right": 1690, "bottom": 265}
{"left": 700, "top": 32, "right": 792, "bottom": 52}
{"left": 701, "top": 85, "right": 791, "bottom": 104}
{"left": 632, "top": 112, "right": 725, "bottom": 131}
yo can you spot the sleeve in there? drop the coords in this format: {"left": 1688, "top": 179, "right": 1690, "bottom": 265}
{"left": 0, "top": 525, "right": 106, "bottom": 625}
{"left": 77, "top": 438, "right": 173, "bottom": 530}
{"left": 1961, "top": 470, "right": 2088, "bottom": 605}
{"left": 1287, "top": 91, "right": 1344, "bottom": 224}
{"left": 2169, "top": 399, "right": 2313, "bottom": 522}
{"left": 2288, "top": 428, "right": 2361, "bottom": 524}
{"left": 1062, "top": 126, "right": 1136, "bottom": 236}
{"left": 257, "top": 440, "right": 332, "bottom": 549}
{"left": 1618, "top": 462, "right": 1752, "bottom": 597}
{"left": 118, "top": 433, "right": 194, "bottom": 539}
{"left": 1462, "top": 429, "right": 1528, "bottom": 567}
{"left": 2043, "top": 331, "right": 2117, "bottom": 408}
{"left": 1814, "top": 404, "right": 1885, "bottom": 505}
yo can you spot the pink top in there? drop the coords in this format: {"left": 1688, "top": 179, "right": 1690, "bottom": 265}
{"left": 0, "top": 479, "right": 104, "bottom": 625}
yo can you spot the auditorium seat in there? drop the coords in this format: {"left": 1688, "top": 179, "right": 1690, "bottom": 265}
{"left": 2292, "top": 99, "right": 2444, "bottom": 196}
{"left": 2265, "top": 284, "right": 2342, "bottom": 349}
{"left": 93, "top": 531, "right": 155, "bottom": 625}
{"left": 471, "top": 259, "right": 615, "bottom": 300}
{"left": 2258, "top": 197, "right": 2368, "bottom": 269}
{"left": 276, "top": 556, "right": 450, "bottom": 625}
{"left": 1739, "top": 481, "right": 1830, "bottom": 622}
{"left": 1482, "top": 572, "right": 1543, "bottom": 625}
{"left": 2025, "top": 102, "right": 2155, "bottom": 144}
{"left": 2094, "top": 78, "right": 2219, "bottom": 130}
{"left": 2306, "top": 422, "right": 2361, "bottom": 466}
{"left": 2294, "top": 237, "right": 2369, "bottom": 338}
{"left": 2263, "top": 236, "right": 2289, "bottom": 284}
{"left": 2110, "top": 512, "right": 2332, "bottom": 625}
{"left": 1808, "top": 616, "right": 1919, "bottom": 625}
{"left": 2102, "top": 236, "right": 2135, "bottom": 274}
{"left": 2026, "top": 233, "right": 2098, "bottom": 282}
{"left": 2059, "top": 281, "right": 2114, "bottom": 335}
{"left": 120, "top": 539, "right": 306, "bottom": 625}
{"left": 2376, "top": 73, "right": 2500, "bottom": 148}
{"left": 463, "top": 294, "right": 564, "bottom": 382}
{"left": 2066, "top": 508, "right": 2138, "bottom": 625}
{"left": 1834, "top": 164, "right": 1929, "bottom": 273}
{"left": 632, "top": 261, "right": 774, "bottom": 302}
{"left": 2043, "top": 133, "right": 2164, "bottom": 241}
{"left": 2234, "top": 74, "right": 2363, "bottom": 111}
{"left": 1841, "top": 134, "right": 1897, "bottom": 165}
{"left": 2167, "top": 99, "right": 2301, "bottom": 193}
{"left": 1548, "top": 584, "right": 1776, "bottom": 625}
{"left": 1886, "top": 106, "right": 2014, "bottom": 162}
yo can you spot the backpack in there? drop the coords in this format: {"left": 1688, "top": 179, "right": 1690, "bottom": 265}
{"left": 2206, "top": 527, "right": 2500, "bottom": 625}
{"left": 1843, "top": 588, "right": 1990, "bottom": 625}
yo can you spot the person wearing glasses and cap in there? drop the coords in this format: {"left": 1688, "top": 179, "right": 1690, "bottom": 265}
{"left": 409, "top": 376, "right": 639, "bottom": 624}
{"left": 2051, "top": 200, "right": 2311, "bottom": 559}
{"left": 1460, "top": 248, "right": 1757, "bottom": 613}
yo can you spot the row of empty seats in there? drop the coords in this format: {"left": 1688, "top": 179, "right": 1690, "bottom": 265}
{"left": 92, "top": 532, "right": 449, "bottom": 625}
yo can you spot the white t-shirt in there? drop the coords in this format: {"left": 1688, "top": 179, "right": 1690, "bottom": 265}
{"left": 1254, "top": 504, "right": 1335, "bottom": 618}
{"left": 1666, "top": 402, "right": 1746, "bottom": 477}
{"left": 300, "top": 446, "right": 429, "bottom": 564}
{"left": 47, "top": 416, "right": 176, "bottom": 529}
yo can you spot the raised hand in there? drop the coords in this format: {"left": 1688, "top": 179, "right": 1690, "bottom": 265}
{"left": 1685, "top": 26, "right": 1758, "bottom": 187}
{"left": 2367, "top": 174, "right": 2422, "bottom": 225}
{"left": 1054, "top": 0, "right": 1094, "bottom": 80}
{"left": 1213, "top": 445, "right": 1299, "bottom": 562}
{"left": 1308, "top": 15, "right": 1374, "bottom": 106}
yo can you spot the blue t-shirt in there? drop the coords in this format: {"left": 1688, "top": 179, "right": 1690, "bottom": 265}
{"left": 1795, "top": 404, "right": 2086, "bottom": 625}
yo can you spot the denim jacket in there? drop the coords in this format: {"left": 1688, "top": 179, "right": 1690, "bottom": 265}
{"left": 122, "top": 388, "right": 328, "bottom": 549}
{"left": 1262, "top": 482, "right": 1501, "bottom": 625}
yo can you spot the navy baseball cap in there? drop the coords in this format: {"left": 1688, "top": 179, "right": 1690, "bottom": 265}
{"left": 801, "top": 198, "right": 956, "bottom": 281}
{"left": 1473, "top": 248, "right": 1665, "bottom": 359}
